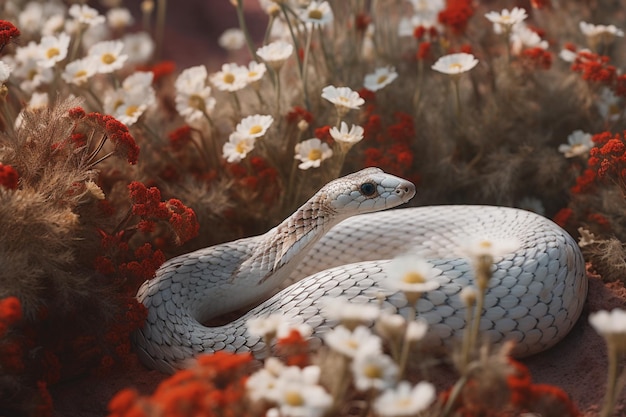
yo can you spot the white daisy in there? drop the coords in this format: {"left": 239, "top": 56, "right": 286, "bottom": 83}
{"left": 406, "top": 318, "right": 429, "bottom": 342}
{"left": 329, "top": 122, "right": 364, "bottom": 147}
{"left": 294, "top": 138, "right": 333, "bottom": 170}
{"left": 175, "top": 65, "right": 208, "bottom": 93}
{"left": 18, "top": 3, "right": 44, "bottom": 34}
{"left": 106, "top": 7, "right": 134, "bottom": 31}
{"left": 0, "top": 61, "right": 11, "bottom": 84}
{"left": 122, "top": 71, "right": 155, "bottom": 95}
{"left": 459, "top": 236, "right": 520, "bottom": 261}
{"left": 271, "top": 366, "right": 333, "bottom": 417}
{"left": 236, "top": 114, "right": 274, "bottom": 139}
{"left": 351, "top": 352, "right": 398, "bottom": 391}
{"left": 597, "top": 87, "right": 623, "bottom": 122}
{"left": 88, "top": 40, "right": 128, "bottom": 73}
{"left": 256, "top": 40, "right": 294, "bottom": 70}
{"left": 210, "top": 63, "right": 248, "bottom": 92}
{"left": 374, "top": 381, "right": 436, "bottom": 416}
{"left": 589, "top": 309, "right": 626, "bottom": 352}
{"left": 218, "top": 28, "right": 246, "bottom": 51}
{"left": 510, "top": 25, "right": 548, "bottom": 55}
{"left": 13, "top": 60, "right": 53, "bottom": 93}
{"left": 69, "top": 4, "right": 106, "bottom": 27}
{"left": 42, "top": 14, "right": 65, "bottom": 36}
{"left": 319, "top": 296, "right": 380, "bottom": 329}
{"left": 364, "top": 67, "right": 398, "bottom": 92}
{"left": 431, "top": 53, "right": 479, "bottom": 75}
{"left": 321, "top": 85, "right": 365, "bottom": 110}
{"left": 222, "top": 132, "right": 256, "bottom": 163}
{"left": 324, "top": 325, "right": 382, "bottom": 358}
{"left": 383, "top": 255, "right": 441, "bottom": 302}
{"left": 558, "top": 130, "right": 594, "bottom": 158}
{"left": 484, "top": 7, "right": 528, "bottom": 32}
{"left": 246, "top": 357, "right": 285, "bottom": 402}
{"left": 36, "top": 32, "right": 70, "bottom": 68}
{"left": 300, "top": 1, "right": 334, "bottom": 26}
{"left": 121, "top": 32, "right": 155, "bottom": 64}
{"left": 244, "top": 61, "right": 267, "bottom": 85}
{"left": 580, "top": 21, "right": 624, "bottom": 39}
{"left": 175, "top": 67, "right": 216, "bottom": 122}
{"left": 246, "top": 313, "right": 288, "bottom": 340}
{"left": 61, "top": 57, "right": 97, "bottom": 86}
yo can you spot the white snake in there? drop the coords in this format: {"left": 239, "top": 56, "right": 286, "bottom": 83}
{"left": 133, "top": 168, "right": 587, "bottom": 374}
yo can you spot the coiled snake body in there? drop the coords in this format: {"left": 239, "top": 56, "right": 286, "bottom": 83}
{"left": 133, "top": 168, "right": 587, "bottom": 374}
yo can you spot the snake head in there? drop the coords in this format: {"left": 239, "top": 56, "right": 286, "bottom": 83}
{"left": 326, "top": 167, "right": 416, "bottom": 214}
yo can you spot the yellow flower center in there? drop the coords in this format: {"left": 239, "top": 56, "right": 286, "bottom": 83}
{"left": 363, "top": 364, "right": 383, "bottom": 379}
{"left": 402, "top": 271, "right": 425, "bottom": 284}
{"left": 249, "top": 125, "right": 263, "bottom": 135}
{"left": 284, "top": 391, "right": 304, "bottom": 406}
{"left": 235, "top": 141, "right": 248, "bottom": 154}
{"left": 75, "top": 69, "right": 87, "bottom": 78}
{"left": 449, "top": 63, "right": 463, "bottom": 71}
{"left": 377, "top": 75, "right": 388, "bottom": 84}
{"left": 479, "top": 240, "right": 493, "bottom": 249}
{"left": 101, "top": 53, "right": 116, "bottom": 65}
{"left": 188, "top": 94, "right": 205, "bottom": 111}
{"left": 248, "top": 71, "right": 257, "bottom": 77}
{"left": 308, "top": 9, "right": 323, "bottom": 20}
{"left": 125, "top": 105, "right": 139, "bottom": 116}
{"left": 223, "top": 73, "right": 235, "bottom": 84}
{"left": 308, "top": 148, "right": 322, "bottom": 161}
{"left": 46, "top": 47, "right": 60, "bottom": 59}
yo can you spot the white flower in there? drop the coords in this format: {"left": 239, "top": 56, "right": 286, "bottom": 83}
{"left": 351, "top": 352, "right": 398, "bottom": 391}
{"left": 558, "top": 130, "right": 594, "bottom": 158}
{"left": 256, "top": 40, "right": 294, "bottom": 70}
{"left": 321, "top": 85, "right": 365, "bottom": 110}
{"left": 62, "top": 57, "right": 97, "bottom": 86}
{"left": 244, "top": 61, "right": 267, "bottom": 85}
{"left": 459, "top": 236, "right": 520, "bottom": 261}
{"left": 42, "top": 14, "right": 65, "bottom": 36}
{"left": 410, "top": 0, "right": 445, "bottom": 14}
{"left": 210, "top": 63, "right": 248, "bottom": 92}
{"left": 13, "top": 60, "right": 53, "bottom": 93}
{"left": 175, "top": 66, "right": 216, "bottom": 122}
{"left": 431, "top": 53, "right": 479, "bottom": 75}
{"left": 121, "top": 32, "right": 155, "bottom": 64}
{"left": 589, "top": 309, "right": 626, "bottom": 352}
{"left": 247, "top": 357, "right": 285, "bottom": 402}
{"left": 510, "top": 25, "right": 548, "bottom": 55}
{"left": 271, "top": 366, "right": 333, "bottom": 417}
{"left": 18, "top": 3, "right": 44, "bottom": 34}
{"left": 580, "top": 21, "right": 624, "bottom": 39}
{"left": 106, "top": 7, "right": 134, "bottom": 30}
{"left": 69, "top": 4, "right": 106, "bottom": 27}
{"left": 36, "top": 33, "right": 70, "bottom": 68}
{"left": 375, "top": 311, "right": 407, "bottom": 341}
{"left": 374, "top": 381, "right": 436, "bottom": 416}
{"left": 329, "top": 122, "right": 364, "bottom": 147}
{"left": 222, "top": 132, "right": 256, "bottom": 163}
{"left": 122, "top": 71, "right": 155, "bottom": 95}
{"left": 364, "top": 67, "right": 398, "bottom": 92}
{"left": 236, "top": 114, "right": 274, "bottom": 139}
{"left": 484, "top": 7, "right": 528, "bottom": 32}
{"left": 247, "top": 313, "right": 289, "bottom": 340}
{"left": 218, "top": 28, "right": 246, "bottom": 51}
{"left": 559, "top": 48, "right": 578, "bottom": 63}
{"left": 319, "top": 296, "right": 380, "bottom": 328}
{"left": 300, "top": 1, "right": 334, "bottom": 26}
{"left": 28, "top": 91, "right": 49, "bottom": 109}
{"left": 294, "top": 138, "right": 333, "bottom": 170}
{"left": 382, "top": 255, "right": 441, "bottom": 298}
{"left": 324, "top": 325, "right": 382, "bottom": 358}
{"left": 88, "top": 40, "right": 128, "bottom": 73}
{"left": 597, "top": 87, "right": 623, "bottom": 122}
{"left": 0, "top": 61, "right": 12, "bottom": 83}
{"left": 277, "top": 321, "right": 313, "bottom": 339}
{"left": 406, "top": 318, "right": 429, "bottom": 342}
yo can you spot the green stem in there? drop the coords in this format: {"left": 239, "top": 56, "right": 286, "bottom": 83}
{"left": 155, "top": 0, "right": 167, "bottom": 60}
{"left": 397, "top": 303, "right": 417, "bottom": 380}
{"left": 300, "top": 25, "right": 314, "bottom": 111}
{"left": 599, "top": 343, "right": 620, "bottom": 417}
{"left": 235, "top": 0, "right": 258, "bottom": 61}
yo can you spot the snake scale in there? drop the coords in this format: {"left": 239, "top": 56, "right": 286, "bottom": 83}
{"left": 133, "top": 168, "right": 587, "bottom": 374}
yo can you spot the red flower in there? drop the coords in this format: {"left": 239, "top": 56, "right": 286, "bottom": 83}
{"left": 314, "top": 125, "right": 332, "bottom": 143}
{"left": 0, "top": 163, "right": 19, "bottom": 189}
{"left": 0, "top": 20, "right": 20, "bottom": 50}
{"left": 438, "top": 0, "right": 474, "bottom": 35}
{"left": 285, "top": 106, "right": 313, "bottom": 125}
{"left": 553, "top": 207, "right": 574, "bottom": 227}
{"left": 168, "top": 125, "right": 193, "bottom": 151}
{"left": 571, "top": 51, "right": 616, "bottom": 84}
{"left": 417, "top": 42, "right": 432, "bottom": 60}
{"left": 277, "top": 329, "right": 310, "bottom": 367}
{"left": 68, "top": 106, "right": 86, "bottom": 120}
{"left": 354, "top": 12, "right": 371, "bottom": 32}
{"left": 520, "top": 47, "right": 552, "bottom": 70}
{"left": 613, "top": 74, "right": 626, "bottom": 97}
{"left": 166, "top": 199, "right": 199, "bottom": 244}
{"left": 137, "top": 60, "right": 176, "bottom": 83}
{"left": 0, "top": 296, "right": 22, "bottom": 324}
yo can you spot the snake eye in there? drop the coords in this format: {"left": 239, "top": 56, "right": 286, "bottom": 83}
{"left": 360, "top": 182, "right": 377, "bottom": 196}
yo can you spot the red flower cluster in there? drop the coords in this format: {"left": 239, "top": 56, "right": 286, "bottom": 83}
{"left": 168, "top": 125, "right": 193, "bottom": 151}
{"left": 438, "top": 0, "right": 474, "bottom": 35}
{"left": 128, "top": 181, "right": 200, "bottom": 245}
{"left": 227, "top": 156, "right": 280, "bottom": 207}
{"left": 0, "top": 20, "right": 20, "bottom": 50}
{"left": 0, "top": 296, "right": 22, "bottom": 338}
{"left": 108, "top": 351, "right": 253, "bottom": 417}
{"left": 520, "top": 47, "right": 552, "bottom": 71}
{"left": 83, "top": 111, "right": 140, "bottom": 164}
{"left": 363, "top": 112, "right": 417, "bottom": 179}
{"left": 137, "top": 60, "right": 176, "bottom": 83}
{"left": 442, "top": 358, "right": 579, "bottom": 417}
{"left": 285, "top": 106, "right": 313, "bottom": 125}
{"left": 276, "top": 329, "right": 310, "bottom": 367}
{"left": 0, "top": 163, "right": 19, "bottom": 189}
{"left": 571, "top": 51, "right": 616, "bottom": 85}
